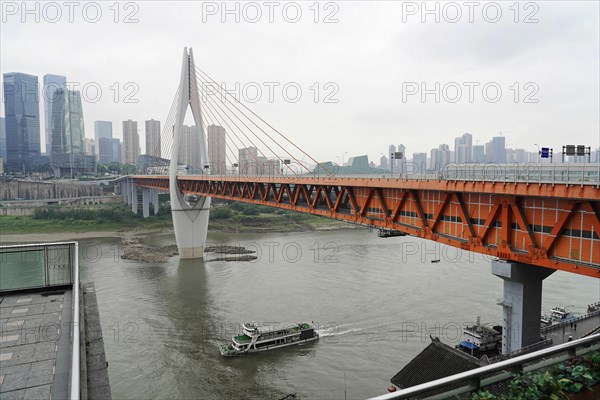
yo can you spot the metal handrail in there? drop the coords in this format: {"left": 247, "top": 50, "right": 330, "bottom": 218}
{"left": 70, "top": 242, "right": 80, "bottom": 400}
{"left": 369, "top": 333, "right": 600, "bottom": 400}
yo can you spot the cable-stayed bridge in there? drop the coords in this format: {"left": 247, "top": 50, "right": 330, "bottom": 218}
{"left": 118, "top": 47, "right": 600, "bottom": 356}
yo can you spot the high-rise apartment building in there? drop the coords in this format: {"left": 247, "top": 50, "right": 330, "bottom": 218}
{"left": 472, "top": 145, "right": 485, "bottom": 163}
{"left": 207, "top": 124, "right": 226, "bottom": 174}
{"left": 454, "top": 133, "right": 473, "bottom": 163}
{"left": 122, "top": 120, "right": 140, "bottom": 164}
{"left": 43, "top": 74, "right": 66, "bottom": 155}
{"left": 412, "top": 153, "right": 427, "bottom": 173}
{"left": 94, "top": 121, "right": 113, "bottom": 164}
{"left": 430, "top": 144, "right": 451, "bottom": 171}
{"left": 379, "top": 155, "right": 388, "bottom": 170}
{"left": 181, "top": 125, "right": 201, "bottom": 170}
{"left": 239, "top": 146, "right": 258, "bottom": 175}
{"left": 3, "top": 72, "right": 41, "bottom": 170}
{"left": 145, "top": 119, "right": 161, "bottom": 157}
{"left": 506, "top": 148, "right": 527, "bottom": 163}
{"left": 485, "top": 136, "right": 506, "bottom": 163}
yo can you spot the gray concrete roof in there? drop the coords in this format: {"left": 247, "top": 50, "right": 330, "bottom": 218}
{"left": 0, "top": 290, "right": 72, "bottom": 400}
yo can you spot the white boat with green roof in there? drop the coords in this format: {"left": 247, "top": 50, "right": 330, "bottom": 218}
{"left": 220, "top": 322, "right": 319, "bottom": 356}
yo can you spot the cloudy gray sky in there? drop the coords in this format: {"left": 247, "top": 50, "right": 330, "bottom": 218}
{"left": 1, "top": 0, "right": 599, "bottom": 163}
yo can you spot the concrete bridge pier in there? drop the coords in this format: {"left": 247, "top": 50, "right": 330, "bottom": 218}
{"left": 492, "top": 260, "right": 555, "bottom": 355}
{"left": 152, "top": 190, "right": 160, "bottom": 215}
{"left": 142, "top": 189, "right": 150, "bottom": 218}
{"left": 120, "top": 180, "right": 129, "bottom": 205}
{"left": 130, "top": 182, "right": 138, "bottom": 214}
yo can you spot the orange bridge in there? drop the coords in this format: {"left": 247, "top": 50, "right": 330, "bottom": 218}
{"left": 130, "top": 175, "right": 600, "bottom": 278}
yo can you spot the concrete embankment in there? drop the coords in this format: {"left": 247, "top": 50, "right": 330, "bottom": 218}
{"left": 0, "top": 178, "right": 105, "bottom": 201}
{"left": 0, "top": 196, "right": 122, "bottom": 216}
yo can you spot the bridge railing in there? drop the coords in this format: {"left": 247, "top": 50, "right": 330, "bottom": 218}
{"left": 443, "top": 162, "right": 600, "bottom": 185}
{"left": 156, "top": 162, "right": 600, "bottom": 185}
{"left": 369, "top": 333, "right": 600, "bottom": 400}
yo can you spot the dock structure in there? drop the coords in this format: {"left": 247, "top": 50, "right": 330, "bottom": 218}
{"left": 542, "top": 309, "right": 600, "bottom": 345}
{"left": 0, "top": 242, "right": 111, "bottom": 399}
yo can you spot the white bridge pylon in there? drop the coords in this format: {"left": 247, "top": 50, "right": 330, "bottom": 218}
{"left": 169, "top": 47, "right": 211, "bottom": 259}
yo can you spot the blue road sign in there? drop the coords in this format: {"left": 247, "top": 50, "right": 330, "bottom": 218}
{"left": 541, "top": 148, "right": 550, "bottom": 158}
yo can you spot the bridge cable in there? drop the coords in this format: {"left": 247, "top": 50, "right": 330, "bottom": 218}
{"left": 198, "top": 80, "right": 292, "bottom": 175}
{"left": 198, "top": 83, "right": 277, "bottom": 175}
{"left": 195, "top": 66, "right": 329, "bottom": 174}
{"left": 196, "top": 68, "right": 299, "bottom": 175}
{"left": 196, "top": 72, "right": 297, "bottom": 175}
{"left": 196, "top": 95, "right": 238, "bottom": 170}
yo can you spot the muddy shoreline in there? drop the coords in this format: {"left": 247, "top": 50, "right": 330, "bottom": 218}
{"left": 1, "top": 223, "right": 364, "bottom": 263}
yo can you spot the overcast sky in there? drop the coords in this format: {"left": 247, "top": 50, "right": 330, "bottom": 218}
{"left": 1, "top": 0, "right": 599, "bottom": 163}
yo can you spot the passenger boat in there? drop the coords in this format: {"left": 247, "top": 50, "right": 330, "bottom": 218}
{"left": 541, "top": 306, "right": 575, "bottom": 326}
{"left": 220, "top": 322, "right": 319, "bottom": 356}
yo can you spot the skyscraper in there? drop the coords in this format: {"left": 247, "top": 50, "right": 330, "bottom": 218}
{"left": 430, "top": 144, "right": 451, "bottom": 171}
{"left": 122, "top": 120, "right": 140, "bottom": 164}
{"left": 50, "top": 89, "right": 85, "bottom": 156}
{"left": 3, "top": 72, "right": 41, "bottom": 170}
{"left": 379, "top": 155, "right": 388, "bottom": 170}
{"left": 472, "top": 145, "right": 485, "bottom": 163}
{"left": 412, "top": 153, "right": 427, "bottom": 174}
{"left": 454, "top": 133, "right": 473, "bottom": 163}
{"left": 145, "top": 119, "right": 161, "bottom": 157}
{"left": 486, "top": 136, "right": 506, "bottom": 163}
{"left": 94, "top": 121, "right": 113, "bottom": 163}
{"left": 43, "top": 74, "right": 66, "bottom": 155}
{"left": 112, "top": 138, "right": 122, "bottom": 163}
{"left": 207, "top": 125, "right": 226, "bottom": 174}
{"left": 0, "top": 117, "right": 6, "bottom": 161}
{"left": 49, "top": 89, "right": 94, "bottom": 177}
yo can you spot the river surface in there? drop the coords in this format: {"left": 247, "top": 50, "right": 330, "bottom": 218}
{"left": 77, "top": 230, "right": 600, "bottom": 400}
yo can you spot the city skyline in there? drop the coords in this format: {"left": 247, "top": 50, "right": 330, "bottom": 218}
{"left": 1, "top": 2, "right": 598, "bottom": 165}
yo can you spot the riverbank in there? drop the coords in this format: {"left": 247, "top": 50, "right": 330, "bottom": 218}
{"left": 0, "top": 218, "right": 363, "bottom": 244}
{"left": 0, "top": 223, "right": 363, "bottom": 243}
{"left": 0, "top": 228, "right": 172, "bottom": 244}
{"left": 0, "top": 203, "right": 363, "bottom": 243}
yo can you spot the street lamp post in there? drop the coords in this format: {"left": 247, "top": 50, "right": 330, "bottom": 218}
{"left": 534, "top": 144, "right": 541, "bottom": 163}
